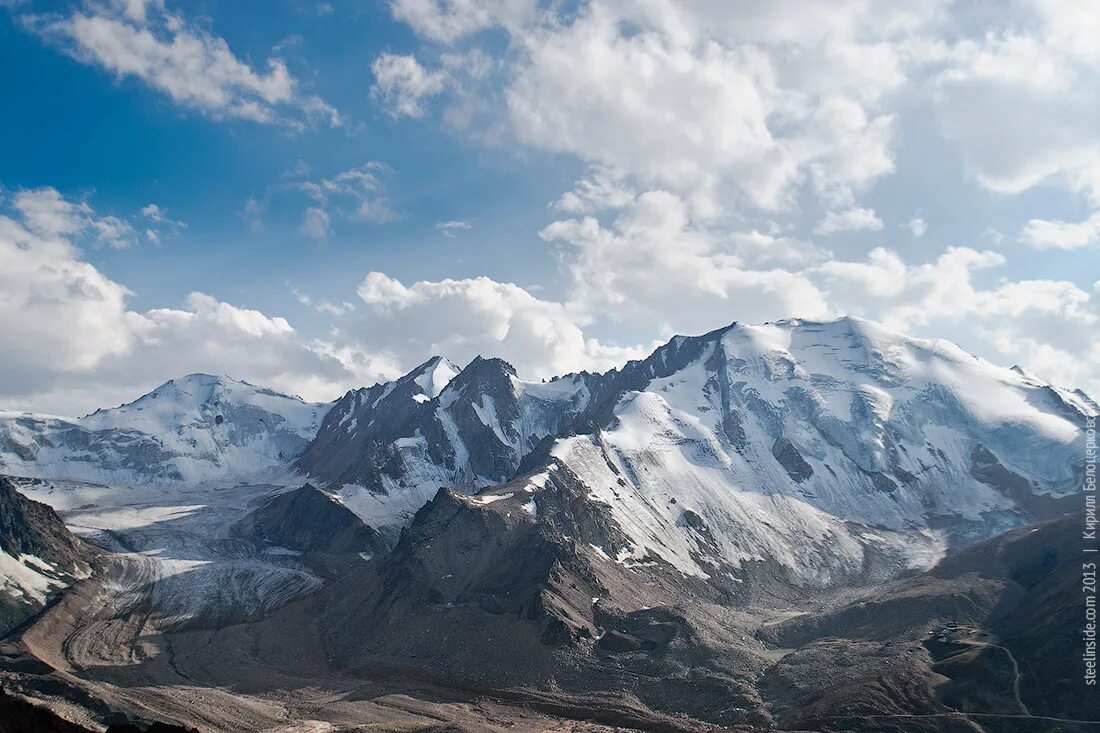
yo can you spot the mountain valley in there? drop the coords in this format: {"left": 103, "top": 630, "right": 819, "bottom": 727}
{"left": 0, "top": 317, "right": 1095, "bottom": 732}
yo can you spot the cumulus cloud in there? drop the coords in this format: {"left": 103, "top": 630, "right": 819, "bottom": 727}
{"left": 906, "top": 216, "right": 927, "bottom": 237}
{"left": 486, "top": 2, "right": 915, "bottom": 217}
{"left": 817, "top": 247, "right": 908, "bottom": 298}
{"left": 351, "top": 272, "right": 647, "bottom": 379}
{"left": 30, "top": 0, "right": 339, "bottom": 127}
{"left": 540, "top": 190, "right": 831, "bottom": 334}
{"left": 13, "top": 187, "right": 137, "bottom": 248}
{"left": 1020, "top": 211, "right": 1100, "bottom": 250}
{"left": 371, "top": 53, "right": 446, "bottom": 118}
{"left": 821, "top": 246, "right": 1093, "bottom": 328}
{"left": 553, "top": 167, "right": 635, "bottom": 214}
{"left": 388, "top": 0, "right": 535, "bottom": 43}
{"left": 0, "top": 188, "right": 364, "bottom": 415}
{"left": 929, "top": 1, "right": 1100, "bottom": 203}
{"left": 814, "top": 207, "right": 884, "bottom": 236}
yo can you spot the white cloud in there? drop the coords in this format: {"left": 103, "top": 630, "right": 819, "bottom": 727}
{"left": 929, "top": 2, "right": 1100, "bottom": 203}
{"left": 906, "top": 216, "right": 927, "bottom": 237}
{"left": 553, "top": 167, "right": 635, "bottom": 214}
{"left": 371, "top": 53, "right": 446, "bottom": 118}
{"left": 539, "top": 190, "right": 831, "bottom": 334}
{"left": 0, "top": 189, "right": 364, "bottom": 415}
{"left": 13, "top": 187, "right": 137, "bottom": 248}
{"left": 292, "top": 287, "right": 355, "bottom": 317}
{"left": 13, "top": 187, "right": 90, "bottom": 236}
{"left": 814, "top": 207, "right": 884, "bottom": 236}
{"left": 352, "top": 272, "right": 646, "bottom": 379}
{"left": 435, "top": 219, "right": 472, "bottom": 237}
{"left": 0, "top": 214, "right": 134, "bottom": 388}
{"left": 300, "top": 207, "right": 330, "bottom": 240}
{"left": 140, "top": 202, "right": 186, "bottom": 239}
{"left": 388, "top": 0, "right": 535, "bottom": 43}
{"left": 817, "top": 247, "right": 908, "bottom": 298}
{"left": 32, "top": 1, "right": 340, "bottom": 127}
{"left": 1020, "top": 211, "right": 1100, "bottom": 250}
{"left": 495, "top": 2, "right": 915, "bottom": 216}
{"left": 295, "top": 162, "right": 400, "bottom": 231}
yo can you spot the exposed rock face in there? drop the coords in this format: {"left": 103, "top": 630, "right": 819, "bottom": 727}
{"left": 0, "top": 476, "right": 89, "bottom": 632}
{"left": 298, "top": 355, "right": 597, "bottom": 534}
{"left": 232, "top": 484, "right": 388, "bottom": 557}
{"left": 771, "top": 437, "right": 813, "bottom": 482}
{"left": 760, "top": 514, "right": 1098, "bottom": 726}
{"left": 315, "top": 466, "right": 809, "bottom": 727}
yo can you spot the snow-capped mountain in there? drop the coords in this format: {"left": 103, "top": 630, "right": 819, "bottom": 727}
{"left": 1, "top": 318, "right": 1093, "bottom": 588}
{"left": 303, "top": 317, "right": 1095, "bottom": 585}
{"left": 536, "top": 317, "right": 1093, "bottom": 586}
{"left": 298, "top": 355, "right": 596, "bottom": 531}
{"left": 1, "top": 317, "right": 1096, "bottom": 731}
{"left": 0, "top": 374, "right": 330, "bottom": 487}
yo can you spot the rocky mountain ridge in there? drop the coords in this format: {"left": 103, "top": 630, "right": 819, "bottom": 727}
{"left": 2, "top": 317, "right": 1094, "bottom": 588}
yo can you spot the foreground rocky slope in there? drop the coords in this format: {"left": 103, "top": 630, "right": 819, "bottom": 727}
{"left": 0, "top": 476, "right": 89, "bottom": 633}
{"left": 3, "top": 490, "right": 1093, "bottom": 731}
{"left": 760, "top": 514, "right": 1097, "bottom": 730}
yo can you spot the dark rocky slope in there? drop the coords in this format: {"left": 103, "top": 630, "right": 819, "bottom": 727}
{"left": 0, "top": 476, "right": 89, "bottom": 634}
{"left": 315, "top": 471, "right": 777, "bottom": 728}
{"left": 761, "top": 514, "right": 1099, "bottom": 729}
{"left": 232, "top": 483, "right": 388, "bottom": 558}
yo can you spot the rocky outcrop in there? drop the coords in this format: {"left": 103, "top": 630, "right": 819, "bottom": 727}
{"left": 0, "top": 476, "right": 89, "bottom": 633}
{"left": 232, "top": 484, "right": 388, "bottom": 557}
{"left": 760, "top": 514, "right": 1098, "bottom": 726}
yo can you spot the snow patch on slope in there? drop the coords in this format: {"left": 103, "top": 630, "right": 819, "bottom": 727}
{"left": 414, "top": 357, "right": 460, "bottom": 399}
{"left": 0, "top": 551, "right": 69, "bottom": 605}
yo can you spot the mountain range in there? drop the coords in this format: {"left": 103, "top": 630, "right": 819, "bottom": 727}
{"left": 0, "top": 317, "right": 1094, "bottom": 732}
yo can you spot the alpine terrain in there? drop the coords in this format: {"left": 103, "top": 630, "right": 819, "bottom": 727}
{"left": 0, "top": 317, "right": 1094, "bottom": 732}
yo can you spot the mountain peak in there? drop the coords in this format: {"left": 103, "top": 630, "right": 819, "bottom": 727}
{"left": 407, "top": 356, "right": 460, "bottom": 399}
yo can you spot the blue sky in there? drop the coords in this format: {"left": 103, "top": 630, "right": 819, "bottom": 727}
{"left": 0, "top": 1, "right": 579, "bottom": 310}
{"left": 1, "top": 0, "right": 1099, "bottom": 415}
